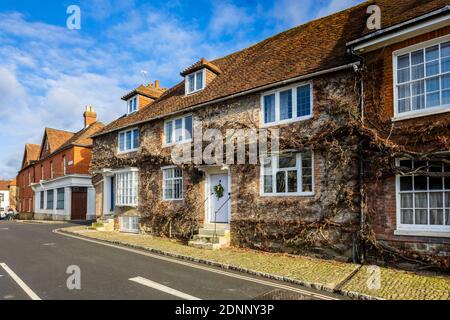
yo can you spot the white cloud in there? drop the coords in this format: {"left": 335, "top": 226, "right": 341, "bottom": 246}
{"left": 209, "top": 2, "right": 254, "bottom": 36}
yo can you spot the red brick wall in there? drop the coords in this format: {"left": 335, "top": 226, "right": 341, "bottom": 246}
{"left": 363, "top": 27, "right": 450, "bottom": 255}
{"left": 17, "top": 165, "right": 35, "bottom": 213}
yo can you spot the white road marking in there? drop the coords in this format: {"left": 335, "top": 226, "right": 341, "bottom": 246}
{"left": 0, "top": 263, "right": 41, "bottom": 300}
{"left": 42, "top": 243, "right": 55, "bottom": 246}
{"left": 0, "top": 228, "right": 9, "bottom": 230}
{"left": 55, "top": 229, "right": 339, "bottom": 300}
{"left": 130, "top": 276, "right": 201, "bottom": 300}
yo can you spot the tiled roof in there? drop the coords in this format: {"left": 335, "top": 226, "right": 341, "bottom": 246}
{"left": 52, "top": 122, "right": 105, "bottom": 154}
{"left": 41, "top": 128, "right": 75, "bottom": 157}
{"left": 21, "top": 143, "right": 40, "bottom": 169}
{"left": 180, "top": 58, "right": 222, "bottom": 76}
{"left": 96, "top": 0, "right": 449, "bottom": 137}
{"left": 121, "top": 83, "right": 167, "bottom": 100}
{"left": 0, "top": 180, "right": 11, "bottom": 191}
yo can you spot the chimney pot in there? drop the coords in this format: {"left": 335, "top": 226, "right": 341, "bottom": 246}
{"left": 83, "top": 105, "right": 97, "bottom": 128}
{"left": 154, "top": 80, "right": 160, "bottom": 89}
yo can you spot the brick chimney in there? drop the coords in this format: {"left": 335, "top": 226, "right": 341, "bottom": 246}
{"left": 83, "top": 106, "right": 97, "bottom": 128}
{"left": 154, "top": 80, "right": 160, "bottom": 89}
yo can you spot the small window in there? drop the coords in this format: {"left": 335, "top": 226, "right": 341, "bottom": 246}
{"left": 50, "top": 161, "right": 53, "bottom": 179}
{"left": 63, "top": 156, "right": 67, "bottom": 175}
{"left": 397, "top": 159, "right": 450, "bottom": 232}
{"left": 56, "top": 188, "right": 64, "bottom": 210}
{"left": 262, "top": 83, "right": 312, "bottom": 125}
{"left": 41, "top": 165, "right": 44, "bottom": 180}
{"left": 118, "top": 128, "right": 139, "bottom": 153}
{"left": 46, "top": 190, "right": 54, "bottom": 210}
{"left": 163, "top": 167, "right": 183, "bottom": 200}
{"left": 120, "top": 216, "right": 139, "bottom": 233}
{"left": 40, "top": 191, "right": 44, "bottom": 210}
{"left": 127, "top": 97, "right": 138, "bottom": 114}
{"left": 185, "top": 70, "right": 205, "bottom": 94}
{"left": 395, "top": 38, "right": 450, "bottom": 116}
{"left": 262, "top": 151, "right": 313, "bottom": 196}
{"left": 164, "top": 115, "right": 193, "bottom": 146}
{"left": 115, "top": 170, "right": 138, "bottom": 206}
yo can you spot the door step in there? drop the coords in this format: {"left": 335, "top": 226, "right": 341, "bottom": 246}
{"left": 188, "top": 226, "right": 231, "bottom": 250}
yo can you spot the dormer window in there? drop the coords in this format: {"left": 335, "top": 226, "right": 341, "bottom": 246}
{"left": 185, "top": 69, "right": 205, "bottom": 95}
{"left": 127, "top": 96, "right": 138, "bottom": 114}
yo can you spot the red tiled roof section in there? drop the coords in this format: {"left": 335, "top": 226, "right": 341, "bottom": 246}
{"left": 180, "top": 58, "right": 222, "bottom": 76}
{"left": 25, "top": 144, "right": 40, "bottom": 164}
{"left": 0, "top": 180, "right": 11, "bottom": 190}
{"left": 53, "top": 121, "right": 105, "bottom": 154}
{"left": 45, "top": 128, "right": 75, "bottom": 153}
{"left": 96, "top": 0, "right": 449, "bottom": 136}
{"left": 122, "top": 83, "right": 167, "bottom": 100}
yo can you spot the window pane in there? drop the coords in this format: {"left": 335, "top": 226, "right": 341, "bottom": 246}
{"left": 399, "top": 159, "right": 413, "bottom": 169}
{"left": 426, "top": 92, "right": 440, "bottom": 107}
{"left": 133, "top": 98, "right": 137, "bottom": 111}
{"left": 426, "top": 61, "right": 439, "bottom": 76}
{"left": 400, "top": 176, "right": 413, "bottom": 191}
{"left": 401, "top": 193, "right": 413, "bottom": 208}
{"left": 188, "top": 74, "right": 195, "bottom": 92}
{"left": 414, "top": 176, "right": 428, "bottom": 190}
{"left": 411, "top": 64, "right": 424, "bottom": 80}
{"left": 445, "top": 209, "right": 450, "bottom": 225}
{"left": 411, "top": 80, "right": 424, "bottom": 95}
{"left": 426, "top": 77, "right": 440, "bottom": 92}
{"left": 264, "top": 94, "right": 275, "bottom": 123}
{"left": 442, "top": 90, "right": 450, "bottom": 105}
{"left": 276, "top": 171, "right": 285, "bottom": 193}
{"left": 119, "top": 132, "right": 125, "bottom": 151}
{"left": 175, "top": 119, "right": 183, "bottom": 142}
{"left": 397, "top": 54, "right": 410, "bottom": 69}
{"left": 415, "top": 193, "right": 427, "bottom": 208}
{"left": 196, "top": 71, "right": 203, "bottom": 90}
{"left": 415, "top": 209, "right": 428, "bottom": 225}
{"left": 126, "top": 131, "right": 132, "bottom": 150}
{"left": 441, "top": 41, "right": 450, "bottom": 57}
{"left": 397, "top": 69, "right": 410, "bottom": 83}
{"left": 165, "top": 121, "right": 173, "bottom": 144}
{"left": 426, "top": 45, "right": 439, "bottom": 61}
{"left": 297, "top": 85, "right": 311, "bottom": 117}
{"left": 263, "top": 175, "right": 273, "bottom": 193}
{"left": 185, "top": 116, "right": 193, "bottom": 140}
{"left": 287, "top": 171, "right": 297, "bottom": 192}
{"left": 430, "top": 209, "right": 443, "bottom": 225}
{"left": 430, "top": 192, "right": 443, "bottom": 208}
{"left": 411, "top": 50, "right": 424, "bottom": 65}
{"left": 401, "top": 209, "right": 413, "bottom": 224}
{"left": 442, "top": 57, "right": 450, "bottom": 73}
{"left": 398, "top": 84, "right": 410, "bottom": 99}
{"left": 411, "top": 94, "right": 425, "bottom": 110}
{"left": 442, "top": 74, "right": 450, "bottom": 90}
{"left": 133, "top": 129, "right": 139, "bottom": 149}
{"left": 398, "top": 98, "right": 410, "bottom": 113}
{"left": 278, "top": 153, "right": 296, "bottom": 168}
{"left": 280, "top": 90, "right": 292, "bottom": 120}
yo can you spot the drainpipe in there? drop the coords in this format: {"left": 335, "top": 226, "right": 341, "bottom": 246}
{"left": 348, "top": 48, "right": 366, "bottom": 264}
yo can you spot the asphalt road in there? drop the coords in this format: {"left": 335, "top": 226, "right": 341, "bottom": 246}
{"left": 0, "top": 221, "right": 344, "bottom": 300}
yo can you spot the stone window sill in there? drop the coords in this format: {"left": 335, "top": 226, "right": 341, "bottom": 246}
{"left": 394, "top": 229, "right": 450, "bottom": 238}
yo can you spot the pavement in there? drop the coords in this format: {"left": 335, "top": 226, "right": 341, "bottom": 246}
{"left": 0, "top": 221, "right": 344, "bottom": 300}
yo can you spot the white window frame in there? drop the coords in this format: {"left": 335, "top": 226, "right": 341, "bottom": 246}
{"left": 260, "top": 151, "right": 314, "bottom": 197}
{"left": 395, "top": 158, "right": 450, "bottom": 236}
{"left": 260, "top": 81, "right": 313, "bottom": 127}
{"left": 163, "top": 114, "right": 193, "bottom": 147}
{"left": 118, "top": 127, "right": 139, "bottom": 153}
{"left": 185, "top": 69, "right": 206, "bottom": 95}
{"left": 115, "top": 169, "right": 139, "bottom": 207}
{"left": 393, "top": 34, "right": 450, "bottom": 121}
{"left": 127, "top": 96, "right": 139, "bottom": 114}
{"left": 162, "top": 166, "right": 183, "bottom": 201}
{"left": 120, "top": 216, "right": 139, "bottom": 233}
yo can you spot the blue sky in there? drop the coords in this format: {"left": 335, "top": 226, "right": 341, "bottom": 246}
{"left": 0, "top": 0, "right": 364, "bottom": 179}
